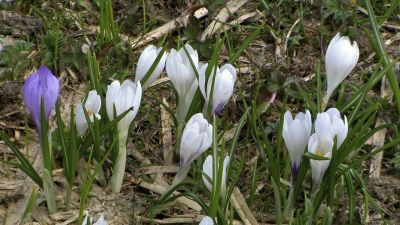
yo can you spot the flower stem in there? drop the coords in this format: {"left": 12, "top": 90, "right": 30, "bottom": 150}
{"left": 176, "top": 98, "right": 187, "bottom": 125}
{"left": 65, "top": 184, "right": 72, "bottom": 210}
{"left": 110, "top": 137, "right": 127, "bottom": 193}
{"left": 43, "top": 168, "right": 57, "bottom": 214}
{"left": 171, "top": 164, "right": 190, "bottom": 188}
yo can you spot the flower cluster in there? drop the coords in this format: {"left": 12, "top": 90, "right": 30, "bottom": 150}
{"left": 283, "top": 108, "right": 348, "bottom": 188}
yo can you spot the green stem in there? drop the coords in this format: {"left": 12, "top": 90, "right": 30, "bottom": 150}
{"left": 43, "top": 169, "right": 57, "bottom": 214}
{"left": 170, "top": 164, "right": 191, "bottom": 188}
{"left": 65, "top": 184, "right": 72, "bottom": 210}
{"left": 177, "top": 98, "right": 187, "bottom": 125}
{"left": 110, "top": 135, "right": 127, "bottom": 193}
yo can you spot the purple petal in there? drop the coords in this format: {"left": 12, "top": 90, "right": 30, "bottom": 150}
{"left": 291, "top": 163, "right": 300, "bottom": 185}
{"left": 23, "top": 66, "right": 60, "bottom": 132}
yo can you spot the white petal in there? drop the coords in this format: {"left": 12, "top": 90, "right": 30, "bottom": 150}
{"left": 202, "top": 155, "right": 213, "bottom": 192}
{"left": 314, "top": 113, "right": 334, "bottom": 139}
{"left": 135, "top": 45, "right": 157, "bottom": 83}
{"left": 198, "top": 63, "right": 208, "bottom": 100}
{"left": 135, "top": 45, "right": 167, "bottom": 89}
{"left": 93, "top": 216, "right": 108, "bottom": 225}
{"left": 76, "top": 103, "right": 88, "bottom": 137}
{"left": 199, "top": 216, "right": 214, "bottom": 225}
{"left": 307, "top": 133, "right": 319, "bottom": 154}
{"left": 106, "top": 80, "right": 121, "bottom": 121}
{"left": 284, "top": 119, "right": 308, "bottom": 166}
{"left": 326, "top": 108, "right": 341, "bottom": 122}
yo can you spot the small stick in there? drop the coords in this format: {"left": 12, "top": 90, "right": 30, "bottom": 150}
{"left": 200, "top": 0, "right": 250, "bottom": 41}
{"left": 136, "top": 215, "right": 243, "bottom": 224}
{"left": 124, "top": 8, "right": 209, "bottom": 49}
{"left": 230, "top": 187, "right": 260, "bottom": 225}
{"left": 161, "top": 97, "right": 174, "bottom": 166}
{"left": 368, "top": 76, "right": 393, "bottom": 180}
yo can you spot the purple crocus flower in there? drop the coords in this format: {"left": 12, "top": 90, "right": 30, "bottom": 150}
{"left": 23, "top": 66, "right": 60, "bottom": 133}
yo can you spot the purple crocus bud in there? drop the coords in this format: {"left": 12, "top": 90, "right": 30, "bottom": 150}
{"left": 23, "top": 66, "right": 60, "bottom": 132}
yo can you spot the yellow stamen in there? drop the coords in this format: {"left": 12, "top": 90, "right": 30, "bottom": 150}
{"left": 316, "top": 149, "right": 324, "bottom": 157}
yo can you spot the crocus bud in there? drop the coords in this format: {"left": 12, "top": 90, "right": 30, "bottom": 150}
{"left": 325, "top": 33, "right": 359, "bottom": 100}
{"left": 199, "top": 216, "right": 214, "bottom": 225}
{"left": 135, "top": 45, "right": 167, "bottom": 90}
{"left": 180, "top": 113, "right": 213, "bottom": 167}
{"left": 282, "top": 110, "right": 312, "bottom": 183}
{"left": 170, "top": 113, "right": 213, "bottom": 187}
{"left": 76, "top": 90, "right": 102, "bottom": 136}
{"left": 106, "top": 80, "right": 142, "bottom": 140}
{"left": 166, "top": 43, "right": 199, "bottom": 122}
{"left": 308, "top": 108, "right": 348, "bottom": 187}
{"left": 199, "top": 63, "right": 237, "bottom": 115}
{"left": 83, "top": 213, "right": 107, "bottom": 225}
{"left": 166, "top": 43, "right": 198, "bottom": 98}
{"left": 202, "top": 154, "right": 230, "bottom": 197}
{"left": 23, "top": 66, "right": 60, "bottom": 133}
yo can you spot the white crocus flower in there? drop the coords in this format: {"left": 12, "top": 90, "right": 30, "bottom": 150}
{"left": 308, "top": 108, "right": 348, "bottom": 188}
{"left": 199, "top": 216, "right": 214, "bottom": 225}
{"left": 202, "top": 155, "right": 230, "bottom": 198}
{"left": 106, "top": 80, "right": 142, "bottom": 192}
{"left": 199, "top": 63, "right": 237, "bottom": 115}
{"left": 166, "top": 43, "right": 199, "bottom": 122}
{"left": 135, "top": 45, "right": 167, "bottom": 90}
{"left": 325, "top": 33, "right": 359, "bottom": 100}
{"left": 83, "top": 213, "right": 107, "bottom": 225}
{"left": 171, "top": 113, "right": 212, "bottom": 186}
{"left": 106, "top": 80, "right": 142, "bottom": 139}
{"left": 282, "top": 110, "right": 312, "bottom": 183}
{"left": 76, "top": 90, "right": 102, "bottom": 137}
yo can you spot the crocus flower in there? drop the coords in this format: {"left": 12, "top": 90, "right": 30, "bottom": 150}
{"left": 23, "top": 66, "right": 60, "bottom": 133}
{"left": 135, "top": 45, "right": 167, "bottom": 90}
{"left": 106, "top": 80, "right": 142, "bottom": 192}
{"left": 83, "top": 212, "right": 107, "bottom": 225}
{"left": 308, "top": 108, "right": 348, "bottom": 187}
{"left": 166, "top": 43, "right": 199, "bottom": 122}
{"left": 282, "top": 110, "right": 312, "bottom": 183}
{"left": 199, "top": 63, "right": 237, "bottom": 115}
{"left": 325, "top": 33, "right": 359, "bottom": 100}
{"left": 76, "top": 90, "right": 101, "bottom": 136}
{"left": 106, "top": 80, "right": 142, "bottom": 140}
{"left": 199, "top": 216, "right": 214, "bottom": 225}
{"left": 202, "top": 154, "right": 230, "bottom": 197}
{"left": 171, "top": 113, "right": 212, "bottom": 186}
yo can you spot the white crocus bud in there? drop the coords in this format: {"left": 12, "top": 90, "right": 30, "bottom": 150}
{"left": 106, "top": 80, "right": 142, "bottom": 193}
{"left": 166, "top": 43, "right": 199, "bottom": 122}
{"left": 180, "top": 113, "right": 213, "bottom": 167}
{"left": 308, "top": 108, "right": 348, "bottom": 188}
{"left": 76, "top": 90, "right": 102, "bottom": 137}
{"left": 171, "top": 113, "right": 212, "bottom": 187}
{"left": 282, "top": 110, "right": 312, "bottom": 183}
{"left": 199, "top": 63, "right": 237, "bottom": 115}
{"left": 202, "top": 154, "right": 230, "bottom": 197}
{"left": 325, "top": 33, "right": 359, "bottom": 100}
{"left": 82, "top": 211, "right": 107, "bottom": 225}
{"left": 106, "top": 80, "right": 142, "bottom": 140}
{"left": 199, "top": 216, "right": 214, "bottom": 225}
{"left": 83, "top": 213, "right": 107, "bottom": 225}
{"left": 135, "top": 45, "right": 167, "bottom": 90}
